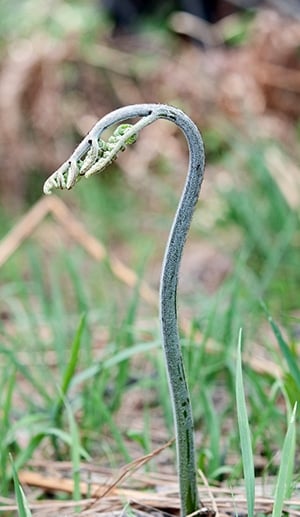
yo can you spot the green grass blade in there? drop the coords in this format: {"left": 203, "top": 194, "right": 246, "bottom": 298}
{"left": 272, "top": 403, "right": 297, "bottom": 517}
{"left": 95, "top": 401, "right": 132, "bottom": 462}
{"left": 201, "top": 389, "right": 221, "bottom": 478}
{"left": 71, "top": 340, "right": 160, "bottom": 388}
{"left": 10, "top": 454, "right": 32, "bottom": 517}
{"left": 65, "top": 400, "right": 81, "bottom": 506}
{"left": 108, "top": 270, "right": 143, "bottom": 413}
{"left": 0, "top": 343, "right": 51, "bottom": 404}
{"left": 263, "top": 304, "right": 300, "bottom": 389}
{"left": 12, "top": 424, "right": 90, "bottom": 473}
{"left": 0, "top": 366, "right": 16, "bottom": 494}
{"left": 13, "top": 433, "right": 46, "bottom": 472}
{"left": 46, "top": 428, "right": 90, "bottom": 459}
{"left": 235, "top": 328, "right": 255, "bottom": 517}
{"left": 60, "top": 313, "right": 86, "bottom": 396}
{"left": 53, "top": 313, "right": 86, "bottom": 423}
{"left": 271, "top": 320, "right": 300, "bottom": 387}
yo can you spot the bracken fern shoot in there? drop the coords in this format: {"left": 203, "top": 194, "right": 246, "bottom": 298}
{"left": 43, "top": 104, "right": 206, "bottom": 516}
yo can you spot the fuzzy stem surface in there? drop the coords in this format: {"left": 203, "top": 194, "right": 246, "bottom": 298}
{"left": 43, "top": 103, "right": 206, "bottom": 516}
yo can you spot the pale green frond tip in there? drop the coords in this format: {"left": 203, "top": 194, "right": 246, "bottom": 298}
{"left": 111, "top": 124, "right": 137, "bottom": 145}
{"left": 43, "top": 123, "right": 138, "bottom": 195}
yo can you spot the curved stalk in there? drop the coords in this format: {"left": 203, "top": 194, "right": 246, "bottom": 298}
{"left": 43, "top": 104, "right": 205, "bottom": 516}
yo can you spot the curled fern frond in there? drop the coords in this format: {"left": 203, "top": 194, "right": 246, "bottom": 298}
{"left": 84, "top": 124, "right": 137, "bottom": 178}
{"left": 43, "top": 123, "right": 138, "bottom": 195}
{"left": 79, "top": 138, "right": 100, "bottom": 176}
{"left": 109, "top": 124, "right": 138, "bottom": 147}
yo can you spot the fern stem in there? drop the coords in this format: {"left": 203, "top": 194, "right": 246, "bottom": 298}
{"left": 43, "top": 103, "right": 206, "bottom": 516}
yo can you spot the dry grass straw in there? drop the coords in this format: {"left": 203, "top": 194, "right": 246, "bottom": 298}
{"left": 0, "top": 445, "right": 299, "bottom": 516}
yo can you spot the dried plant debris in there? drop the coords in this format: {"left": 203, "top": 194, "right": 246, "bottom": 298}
{"left": 1, "top": 462, "right": 297, "bottom": 516}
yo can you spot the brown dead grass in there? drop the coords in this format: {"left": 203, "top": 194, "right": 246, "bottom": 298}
{"left": 0, "top": 450, "right": 299, "bottom": 516}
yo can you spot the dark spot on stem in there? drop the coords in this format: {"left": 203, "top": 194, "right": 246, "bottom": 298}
{"left": 160, "top": 113, "right": 177, "bottom": 122}
{"left": 186, "top": 429, "right": 190, "bottom": 459}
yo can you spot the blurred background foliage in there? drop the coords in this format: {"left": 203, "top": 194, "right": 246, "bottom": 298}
{"left": 1, "top": 0, "right": 299, "bottom": 206}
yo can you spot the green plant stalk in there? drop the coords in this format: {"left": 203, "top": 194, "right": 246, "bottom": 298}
{"left": 236, "top": 329, "right": 255, "bottom": 517}
{"left": 262, "top": 303, "right": 300, "bottom": 389}
{"left": 43, "top": 104, "right": 205, "bottom": 516}
{"left": 10, "top": 454, "right": 33, "bottom": 517}
{"left": 272, "top": 402, "right": 297, "bottom": 517}
{"left": 0, "top": 367, "right": 16, "bottom": 494}
{"left": 52, "top": 313, "right": 86, "bottom": 426}
{"left": 65, "top": 400, "right": 81, "bottom": 506}
{"left": 51, "top": 313, "right": 85, "bottom": 458}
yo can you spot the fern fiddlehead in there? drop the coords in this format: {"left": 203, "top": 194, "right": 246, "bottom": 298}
{"left": 44, "top": 123, "right": 138, "bottom": 193}
{"left": 43, "top": 104, "right": 205, "bottom": 517}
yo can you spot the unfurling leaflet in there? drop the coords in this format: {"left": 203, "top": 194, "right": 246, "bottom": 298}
{"left": 43, "top": 123, "right": 137, "bottom": 194}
